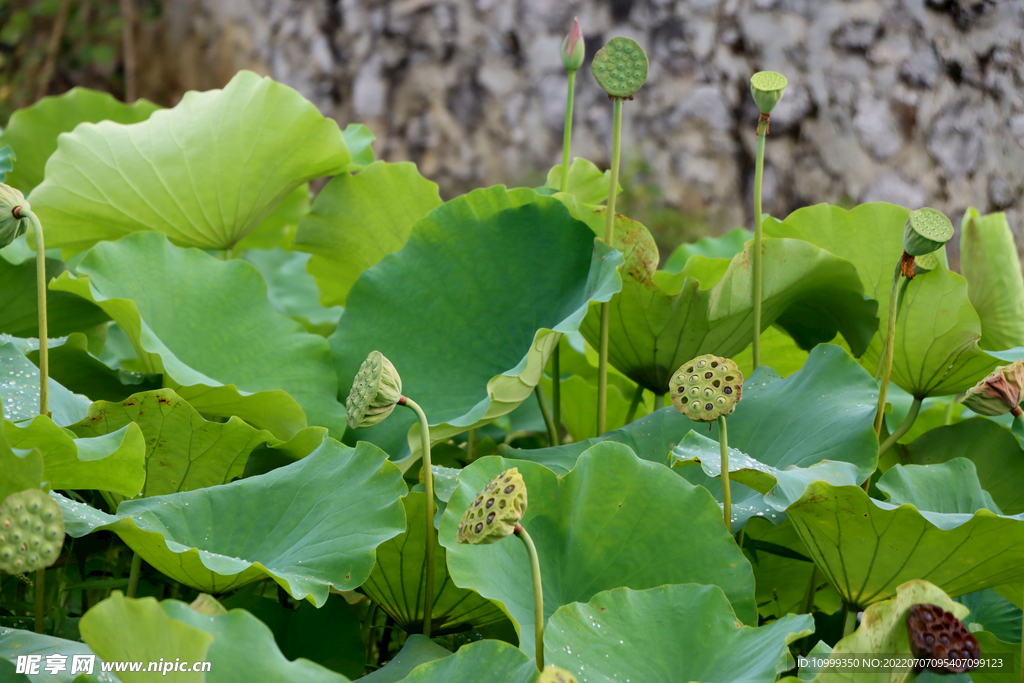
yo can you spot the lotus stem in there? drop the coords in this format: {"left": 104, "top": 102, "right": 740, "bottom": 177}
{"left": 400, "top": 397, "right": 435, "bottom": 637}
{"left": 468, "top": 428, "right": 477, "bottom": 461}
{"left": 597, "top": 97, "right": 623, "bottom": 436}
{"left": 873, "top": 263, "right": 903, "bottom": 437}
{"left": 126, "top": 552, "right": 142, "bottom": 598}
{"left": 942, "top": 396, "right": 957, "bottom": 426}
{"left": 842, "top": 603, "right": 857, "bottom": 638}
{"left": 535, "top": 385, "right": 559, "bottom": 447}
{"left": 27, "top": 211, "right": 48, "bottom": 418}
{"left": 561, "top": 70, "right": 576, "bottom": 193}
{"left": 624, "top": 384, "right": 644, "bottom": 424}
{"left": 877, "top": 396, "right": 922, "bottom": 458}
{"left": 752, "top": 114, "right": 768, "bottom": 370}
{"left": 800, "top": 565, "right": 819, "bottom": 615}
{"left": 514, "top": 523, "right": 544, "bottom": 670}
{"left": 35, "top": 569, "right": 44, "bottom": 633}
{"left": 718, "top": 415, "right": 732, "bottom": 532}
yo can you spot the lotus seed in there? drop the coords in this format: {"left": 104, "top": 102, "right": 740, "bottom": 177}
{"left": 486, "top": 512, "right": 495, "bottom": 524}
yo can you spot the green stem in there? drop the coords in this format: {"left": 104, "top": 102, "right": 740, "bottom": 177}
{"left": 878, "top": 397, "right": 922, "bottom": 457}
{"left": 552, "top": 339, "right": 561, "bottom": 445}
{"left": 942, "top": 395, "right": 956, "bottom": 426}
{"left": 560, "top": 71, "right": 576, "bottom": 193}
{"left": 800, "top": 565, "right": 819, "bottom": 616}
{"left": 719, "top": 415, "right": 731, "bottom": 532}
{"left": 28, "top": 212, "right": 48, "bottom": 417}
{"left": 35, "top": 569, "right": 44, "bottom": 633}
{"left": 873, "top": 262, "right": 903, "bottom": 437}
{"left": 515, "top": 523, "right": 544, "bottom": 670}
{"left": 624, "top": 385, "right": 644, "bottom": 424}
{"left": 842, "top": 603, "right": 858, "bottom": 638}
{"left": 535, "top": 385, "right": 559, "bottom": 447}
{"left": 660, "top": 393, "right": 668, "bottom": 410}
{"left": 752, "top": 115, "right": 768, "bottom": 370}
{"left": 467, "top": 428, "right": 476, "bottom": 461}
{"left": 126, "top": 552, "right": 142, "bottom": 598}
{"left": 402, "top": 397, "right": 435, "bottom": 637}
{"left": 597, "top": 97, "right": 624, "bottom": 436}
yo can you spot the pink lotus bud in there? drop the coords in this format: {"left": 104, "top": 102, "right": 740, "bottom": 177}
{"left": 561, "top": 18, "right": 585, "bottom": 71}
{"left": 961, "top": 359, "right": 1024, "bottom": 416}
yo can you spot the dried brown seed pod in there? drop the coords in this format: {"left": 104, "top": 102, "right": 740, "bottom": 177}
{"left": 906, "top": 603, "right": 980, "bottom": 675}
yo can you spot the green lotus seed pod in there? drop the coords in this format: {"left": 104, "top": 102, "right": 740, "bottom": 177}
{"left": 750, "top": 71, "right": 787, "bottom": 115}
{"left": 669, "top": 354, "right": 743, "bottom": 422}
{"left": 913, "top": 251, "right": 941, "bottom": 276}
{"left": 457, "top": 468, "right": 527, "bottom": 545}
{"left": 591, "top": 37, "right": 648, "bottom": 99}
{"left": 0, "top": 183, "right": 28, "bottom": 249}
{"left": 561, "top": 18, "right": 585, "bottom": 72}
{"left": 903, "top": 207, "right": 954, "bottom": 257}
{"left": 539, "top": 665, "right": 580, "bottom": 683}
{"left": 345, "top": 350, "right": 404, "bottom": 430}
{"left": 0, "top": 489, "right": 65, "bottom": 575}
{"left": 961, "top": 359, "right": 1024, "bottom": 417}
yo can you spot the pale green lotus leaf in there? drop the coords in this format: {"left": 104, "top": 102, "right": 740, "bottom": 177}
{"left": 664, "top": 227, "right": 752, "bottom": 274}
{"left": 29, "top": 71, "right": 351, "bottom": 254}
{"left": 0, "top": 626, "right": 114, "bottom": 683}
{"left": 0, "top": 341, "right": 88, "bottom": 426}
{"left": 960, "top": 208, "right": 1024, "bottom": 351}
{"left": 543, "top": 157, "right": 621, "bottom": 204}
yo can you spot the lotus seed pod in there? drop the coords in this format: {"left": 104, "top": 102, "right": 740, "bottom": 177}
{"left": 903, "top": 207, "right": 954, "bottom": 257}
{"left": 669, "top": 355, "right": 743, "bottom": 422}
{"left": 0, "top": 489, "right": 65, "bottom": 575}
{"left": 539, "top": 665, "right": 579, "bottom": 683}
{"left": 591, "top": 37, "right": 648, "bottom": 99}
{"left": 457, "top": 468, "right": 527, "bottom": 545}
{"left": 561, "top": 18, "right": 585, "bottom": 72}
{"left": 750, "top": 71, "right": 787, "bottom": 115}
{"left": 0, "top": 183, "right": 28, "bottom": 249}
{"left": 345, "top": 351, "right": 403, "bottom": 430}
{"left": 907, "top": 603, "right": 980, "bottom": 674}
{"left": 961, "top": 359, "right": 1024, "bottom": 416}
{"left": 913, "top": 251, "right": 941, "bottom": 276}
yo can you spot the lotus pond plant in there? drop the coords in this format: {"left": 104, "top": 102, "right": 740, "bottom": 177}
{"left": 2, "top": 9, "right": 1024, "bottom": 683}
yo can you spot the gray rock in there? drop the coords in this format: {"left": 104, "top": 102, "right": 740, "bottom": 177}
{"left": 927, "top": 100, "right": 983, "bottom": 178}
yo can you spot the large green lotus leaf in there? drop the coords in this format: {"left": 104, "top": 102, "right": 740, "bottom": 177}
{"left": 359, "top": 635, "right": 451, "bottom": 683}
{"left": 26, "top": 333, "right": 161, "bottom": 404}
{"left": 4, "top": 414, "right": 145, "bottom": 497}
{"left": 877, "top": 459, "right": 1002, "bottom": 514}
{"left": 218, "top": 592, "right": 365, "bottom": 678}
{"left": 742, "top": 517, "right": 843, "bottom": 619}
{"left": 51, "top": 232, "right": 345, "bottom": 440}
{"left": 786, "top": 471, "right": 1024, "bottom": 608}
{"left": 393, "top": 639, "right": 536, "bottom": 683}
{"left": 363, "top": 492, "right": 505, "bottom": 635}
{"left": 0, "top": 626, "right": 115, "bottom": 683}
{"left": 540, "top": 373, "right": 651, "bottom": 441}
{"left": 0, "top": 87, "right": 160, "bottom": 194}
{"left": 961, "top": 208, "right": 1024, "bottom": 351}
{"left": 764, "top": 203, "right": 998, "bottom": 396}
{"left": 546, "top": 584, "right": 813, "bottom": 683}
{"left": 0, "top": 256, "right": 108, "bottom": 337}
{"left": 670, "top": 429, "right": 861, "bottom": 511}
{"left": 555, "top": 195, "right": 660, "bottom": 283}
{"left": 160, "top": 599, "right": 352, "bottom": 683}
{"left": 664, "top": 227, "right": 752, "bottom": 274}
{"left": 810, "top": 580, "right": 966, "bottom": 683}
{"left": 29, "top": 71, "right": 351, "bottom": 255}
{"left": 544, "top": 157, "right": 620, "bottom": 204}
{"left": 440, "top": 444, "right": 757, "bottom": 656}
{"left": 0, "top": 422, "right": 43, "bottom": 501}
{"left": 56, "top": 438, "right": 406, "bottom": 604}
{"left": 331, "top": 187, "right": 623, "bottom": 462}
{"left": 957, "top": 588, "right": 1022, "bottom": 644}
{"left": 0, "top": 340, "right": 88, "bottom": 426}
{"left": 904, "top": 418, "right": 1024, "bottom": 515}
{"left": 294, "top": 161, "right": 442, "bottom": 308}
{"left": 733, "top": 324, "right": 813, "bottom": 378}
{"left": 341, "top": 123, "right": 376, "bottom": 171}
{"left": 243, "top": 249, "right": 342, "bottom": 336}
{"left": 66, "top": 388, "right": 324, "bottom": 497}
{"left": 971, "top": 632, "right": 1023, "bottom": 683}
{"left": 0, "top": 146, "right": 13, "bottom": 184}
{"left": 80, "top": 593, "right": 212, "bottom": 683}
{"left": 234, "top": 184, "right": 311, "bottom": 252}
{"left": 579, "top": 238, "right": 877, "bottom": 393}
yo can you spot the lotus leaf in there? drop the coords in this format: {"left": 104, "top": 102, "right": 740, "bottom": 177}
{"left": 0, "top": 340, "right": 88, "bottom": 426}
{"left": 243, "top": 249, "right": 343, "bottom": 335}
{"left": 4, "top": 414, "right": 145, "bottom": 498}
{"left": 51, "top": 232, "right": 345, "bottom": 439}
{"left": 960, "top": 208, "right": 1024, "bottom": 351}
{"left": 440, "top": 443, "right": 757, "bottom": 656}
{"left": 387, "top": 639, "right": 536, "bottom": 683}
{"left": 0, "top": 422, "right": 42, "bottom": 502}
{"left": 543, "top": 157, "right": 620, "bottom": 205}
{"left": 331, "top": 186, "right": 622, "bottom": 462}
{"left": 56, "top": 438, "right": 406, "bottom": 604}
{"left": 0, "top": 256, "right": 107, "bottom": 337}
{"left": 0, "top": 626, "right": 111, "bottom": 683}
{"left": 956, "top": 588, "right": 1023, "bottom": 644}
{"left": 26, "top": 332, "right": 161, "bottom": 403}
{"left": 358, "top": 635, "right": 451, "bottom": 683}
{"left": 66, "top": 388, "right": 325, "bottom": 497}
{"left": 0, "top": 146, "right": 12, "bottom": 184}
{"left": 363, "top": 492, "right": 505, "bottom": 634}
{"left": 294, "top": 161, "right": 442, "bottom": 308}
{"left": 664, "top": 227, "right": 752, "bottom": 274}
{"left": 578, "top": 238, "right": 877, "bottom": 393}
{"left": 787, "top": 462, "right": 1024, "bottom": 608}
{"left": 0, "top": 87, "right": 159, "bottom": 194}
{"left": 29, "top": 71, "right": 352, "bottom": 254}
